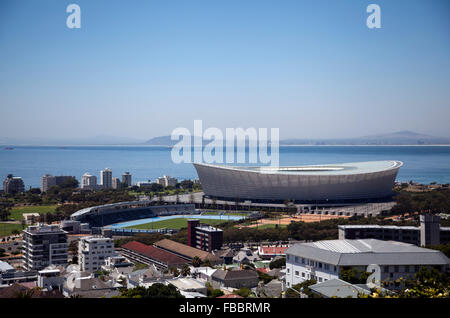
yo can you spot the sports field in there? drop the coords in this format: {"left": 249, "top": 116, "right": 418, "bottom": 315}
{"left": 0, "top": 223, "right": 23, "bottom": 237}
{"left": 125, "top": 217, "right": 227, "bottom": 230}
{"left": 9, "top": 205, "right": 58, "bottom": 221}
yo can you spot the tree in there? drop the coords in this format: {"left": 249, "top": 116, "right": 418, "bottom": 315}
{"left": 0, "top": 206, "right": 11, "bottom": 221}
{"left": 285, "top": 279, "right": 319, "bottom": 298}
{"left": 192, "top": 256, "right": 202, "bottom": 267}
{"left": 116, "top": 284, "right": 184, "bottom": 298}
{"left": 269, "top": 257, "right": 286, "bottom": 269}
{"left": 181, "top": 264, "right": 191, "bottom": 277}
{"left": 235, "top": 287, "right": 253, "bottom": 298}
{"left": 360, "top": 267, "right": 450, "bottom": 298}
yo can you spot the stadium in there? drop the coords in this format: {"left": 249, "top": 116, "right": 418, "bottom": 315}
{"left": 70, "top": 201, "right": 195, "bottom": 227}
{"left": 193, "top": 160, "right": 403, "bottom": 203}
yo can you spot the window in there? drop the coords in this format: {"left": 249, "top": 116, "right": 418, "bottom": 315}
{"left": 302, "top": 272, "right": 305, "bottom": 277}
{"left": 287, "top": 268, "right": 290, "bottom": 274}
{"left": 319, "top": 277, "right": 322, "bottom": 282}
{"left": 295, "top": 271, "right": 299, "bottom": 276}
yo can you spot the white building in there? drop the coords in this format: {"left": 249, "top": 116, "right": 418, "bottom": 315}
{"left": 100, "top": 168, "right": 113, "bottom": 189}
{"left": 156, "top": 175, "right": 178, "bottom": 187}
{"left": 81, "top": 173, "right": 97, "bottom": 190}
{"left": 112, "top": 177, "right": 121, "bottom": 190}
{"left": 78, "top": 236, "right": 115, "bottom": 272}
{"left": 285, "top": 239, "right": 449, "bottom": 289}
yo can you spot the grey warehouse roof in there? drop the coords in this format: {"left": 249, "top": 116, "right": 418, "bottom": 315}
{"left": 285, "top": 239, "right": 449, "bottom": 266}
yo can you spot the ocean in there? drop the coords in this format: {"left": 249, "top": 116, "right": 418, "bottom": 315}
{"left": 1, "top": 145, "right": 450, "bottom": 188}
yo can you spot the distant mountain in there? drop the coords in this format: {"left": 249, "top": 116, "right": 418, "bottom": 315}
{"left": 280, "top": 131, "right": 450, "bottom": 145}
{"left": 0, "top": 135, "right": 145, "bottom": 146}
{"left": 145, "top": 131, "right": 450, "bottom": 146}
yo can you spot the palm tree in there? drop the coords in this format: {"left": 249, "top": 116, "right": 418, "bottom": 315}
{"left": 181, "top": 264, "right": 191, "bottom": 277}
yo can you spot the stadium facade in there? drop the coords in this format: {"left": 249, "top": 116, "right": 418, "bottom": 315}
{"left": 70, "top": 201, "right": 195, "bottom": 227}
{"left": 193, "top": 160, "right": 402, "bottom": 203}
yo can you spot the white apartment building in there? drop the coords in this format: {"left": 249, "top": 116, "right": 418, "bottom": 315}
{"left": 285, "top": 239, "right": 449, "bottom": 289}
{"left": 156, "top": 175, "right": 178, "bottom": 187}
{"left": 81, "top": 173, "right": 97, "bottom": 190}
{"left": 79, "top": 236, "right": 115, "bottom": 272}
{"left": 100, "top": 168, "right": 113, "bottom": 189}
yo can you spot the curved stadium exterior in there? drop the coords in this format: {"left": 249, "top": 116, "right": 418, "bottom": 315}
{"left": 193, "top": 160, "right": 403, "bottom": 203}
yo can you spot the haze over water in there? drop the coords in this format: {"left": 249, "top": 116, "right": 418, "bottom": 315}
{"left": 1, "top": 145, "right": 450, "bottom": 189}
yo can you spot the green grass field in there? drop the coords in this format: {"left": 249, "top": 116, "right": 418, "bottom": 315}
{"left": 0, "top": 223, "right": 23, "bottom": 237}
{"left": 9, "top": 205, "right": 58, "bottom": 221}
{"left": 125, "top": 218, "right": 227, "bottom": 230}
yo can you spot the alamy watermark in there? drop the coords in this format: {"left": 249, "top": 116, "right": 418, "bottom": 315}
{"left": 171, "top": 120, "right": 279, "bottom": 167}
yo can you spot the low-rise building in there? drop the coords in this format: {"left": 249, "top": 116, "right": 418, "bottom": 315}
{"left": 120, "top": 241, "right": 188, "bottom": 271}
{"left": 285, "top": 239, "right": 450, "bottom": 289}
{"left": 22, "top": 213, "right": 40, "bottom": 225}
{"left": 258, "top": 246, "right": 289, "bottom": 260}
{"left": 339, "top": 215, "right": 450, "bottom": 247}
{"left": 153, "top": 239, "right": 222, "bottom": 265}
{"left": 210, "top": 269, "right": 259, "bottom": 289}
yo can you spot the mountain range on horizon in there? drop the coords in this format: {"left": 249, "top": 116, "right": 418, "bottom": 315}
{"left": 1, "top": 131, "right": 450, "bottom": 146}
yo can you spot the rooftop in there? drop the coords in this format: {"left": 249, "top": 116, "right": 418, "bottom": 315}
{"left": 154, "top": 239, "right": 220, "bottom": 262}
{"left": 195, "top": 160, "right": 402, "bottom": 176}
{"left": 286, "top": 239, "right": 450, "bottom": 266}
{"left": 122, "top": 241, "right": 187, "bottom": 266}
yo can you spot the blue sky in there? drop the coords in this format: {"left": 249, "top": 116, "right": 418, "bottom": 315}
{"left": 0, "top": 0, "right": 449, "bottom": 141}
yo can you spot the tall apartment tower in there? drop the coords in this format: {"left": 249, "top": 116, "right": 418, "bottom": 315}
{"left": 22, "top": 224, "right": 68, "bottom": 271}
{"left": 100, "top": 168, "right": 112, "bottom": 189}
{"left": 122, "top": 172, "right": 132, "bottom": 188}
{"left": 78, "top": 236, "right": 115, "bottom": 272}
{"left": 3, "top": 174, "right": 25, "bottom": 194}
{"left": 81, "top": 173, "right": 97, "bottom": 190}
{"left": 420, "top": 214, "right": 441, "bottom": 246}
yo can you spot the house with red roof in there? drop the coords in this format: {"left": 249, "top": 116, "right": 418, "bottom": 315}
{"left": 257, "top": 246, "right": 289, "bottom": 260}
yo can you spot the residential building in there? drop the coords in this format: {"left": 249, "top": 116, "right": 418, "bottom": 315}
{"left": 285, "top": 239, "right": 450, "bottom": 289}
{"left": 156, "top": 175, "right": 178, "bottom": 187}
{"left": 78, "top": 236, "right": 115, "bottom": 272}
{"left": 37, "top": 269, "right": 64, "bottom": 290}
{"left": 112, "top": 177, "right": 121, "bottom": 190}
{"left": 233, "top": 248, "right": 261, "bottom": 265}
{"left": 338, "top": 214, "right": 450, "bottom": 246}
{"left": 258, "top": 246, "right": 289, "bottom": 260}
{"left": 40, "top": 174, "right": 76, "bottom": 192}
{"left": 122, "top": 172, "right": 132, "bottom": 187}
{"left": 187, "top": 219, "right": 223, "bottom": 252}
{"left": 22, "top": 213, "right": 40, "bottom": 225}
{"left": 81, "top": 173, "right": 97, "bottom": 190}
{"left": 210, "top": 269, "right": 259, "bottom": 289}
{"left": 22, "top": 224, "right": 68, "bottom": 271}
{"left": 100, "top": 168, "right": 112, "bottom": 189}
{"left": 3, "top": 174, "right": 25, "bottom": 194}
